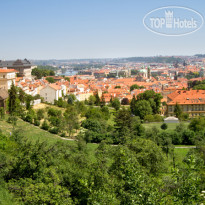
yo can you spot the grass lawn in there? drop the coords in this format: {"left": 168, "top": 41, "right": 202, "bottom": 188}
{"left": 0, "top": 117, "right": 99, "bottom": 163}
{"left": 173, "top": 148, "right": 190, "bottom": 167}
{"left": 0, "top": 118, "right": 66, "bottom": 144}
{"left": 142, "top": 122, "right": 189, "bottom": 131}
{"left": 33, "top": 103, "right": 66, "bottom": 111}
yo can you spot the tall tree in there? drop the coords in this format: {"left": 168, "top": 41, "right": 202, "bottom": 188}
{"left": 25, "top": 95, "right": 33, "bottom": 110}
{"left": 111, "top": 98, "right": 121, "bottom": 111}
{"left": 174, "top": 103, "right": 182, "bottom": 119}
{"left": 130, "top": 95, "right": 136, "bottom": 114}
{"left": 95, "top": 93, "right": 101, "bottom": 106}
{"left": 8, "top": 82, "right": 18, "bottom": 115}
{"left": 100, "top": 94, "right": 106, "bottom": 107}
{"left": 18, "top": 88, "right": 26, "bottom": 104}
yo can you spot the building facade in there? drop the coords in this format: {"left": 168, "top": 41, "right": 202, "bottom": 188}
{"left": 0, "top": 59, "right": 34, "bottom": 79}
{"left": 0, "top": 69, "right": 18, "bottom": 90}
{"left": 40, "top": 84, "right": 66, "bottom": 104}
{"left": 167, "top": 90, "right": 205, "bottom": 117}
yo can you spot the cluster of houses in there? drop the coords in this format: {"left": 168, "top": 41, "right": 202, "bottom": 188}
{"left": 1, "top": 59, "right": 205, "bottom": 118}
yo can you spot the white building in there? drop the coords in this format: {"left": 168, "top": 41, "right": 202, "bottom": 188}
{"left": 40, "top": 84, "right": 66, "bottom": 104}
{"left": 0, "top": 68, "right": 18, "bottom": 90}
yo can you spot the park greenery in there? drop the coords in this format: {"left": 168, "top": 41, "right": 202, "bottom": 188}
{"left": 188, "top": 79, "right": 205, "bottom": 90}
{"left": 31, "top": 66, "right": 56, "bottom": 79}
{"left": 0, "top": 83, "right": 205, "bottom": 204}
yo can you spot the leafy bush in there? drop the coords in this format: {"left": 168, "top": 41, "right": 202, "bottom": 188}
{"left": 41, "top": 120, "right": 49, "bottom": 130}
{"left": 25, "top": 115, "right": 33, "bottom": 124}
{"left": 34, "top": 118, "right": 40, "bottom": 126}
{"left": 49, "top": 127, "right": 59, "bottom": 134}
{"left": 37, "top": 109, "right": 45, "bottom": 120}
{"left": 161, "top": 123, "right": 168, "bottom": 130}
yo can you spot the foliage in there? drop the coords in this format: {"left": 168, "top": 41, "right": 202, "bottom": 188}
{"left": 130, "top": 84, "right": 144, "bottom": 91}
{"left": 31, "top": 66, "right": 56, "bottom": 79}
{"left": 0, "top": 107, "right": 5, "bottom": 120}
{"left": 174, "top": 103, "right": 183, "bottom": 119}
{"left": 189, "top": 117, "right": 205, "bottom": 132}
{"left": 121, "top": 97, "right": 129, "bottom": 105}
{"left": 137, "top": 90, "right": 163, "bottom": 114}
{"left": 111, "top": 98, "right": 121, "bottom": 111}
{"left": 133, "top": 100, "right": 152, "bottom": 119}
{"left": 144, "top": 114, "right": 163, "bottom": 122}
{"left": 36, "top": 109, "right": 45, "bottom": 120}
{"left": 8, "top": 82, "right": 18, "bottom": 115}
{"left": 46, "top": 77, "right": 55, "bottom": 83}
{"left": 67, "top": 94, "right": 76, "bottom": 105}
{"left": 41, "top": 120, "right": 49, "bottom": 130}
{"left": 161, "top": 123, "right": 168, "bottom": 130}
{"left": 88, "top": 95, "right": 96, "bottom": 105}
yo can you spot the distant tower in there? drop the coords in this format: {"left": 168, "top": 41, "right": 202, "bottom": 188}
{"left": 116, "top": 70, "right": 119, "bottom": 78}
{"left": 147, "top": 66, "right": 151, "bottom": 79}
{"left": 174, "top": 71, "right": 178, "bottom": 80}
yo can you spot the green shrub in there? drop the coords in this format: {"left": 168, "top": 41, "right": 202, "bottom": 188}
{"left": 41, "top": 120, "right": 49, "bottom": 130}
{"left": 34, "top": 118, "right": 40, "bottom": 126}
{"left": 161, "top": 123, "right": 168, "bottom": 130}
{"left": 49, "top": 127, "right": 59, "bottom": 134}
{"left": 25, "top": 115, "right": 33, "bottom": 123}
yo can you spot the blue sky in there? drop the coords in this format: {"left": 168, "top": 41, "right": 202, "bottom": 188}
{"left": 0, "top": 0, "right": 205, "bottom": 59}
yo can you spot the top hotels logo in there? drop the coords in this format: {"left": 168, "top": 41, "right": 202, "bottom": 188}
{"left": 143, "top": 6, "right": 204, "bottom": 36}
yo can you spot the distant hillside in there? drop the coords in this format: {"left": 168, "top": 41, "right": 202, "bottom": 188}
{"left": 114, "top": 56, "right": 184, "bottom": 64}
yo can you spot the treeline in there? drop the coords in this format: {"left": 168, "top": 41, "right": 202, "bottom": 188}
{"left": 70, "top": 63, "right": 104, "bottom": 71}
{"left": 195, "top": 54, "right": 205, "bottom": 58}
{"left": 119, "top": 56, "right": 184, "bottom": 63}
{"left": 32, "top": 66, "right": 57, "bottom": 79}
{"left": 186, "top": 71, "right": 199, "bottom": 80}
{"left": 188, "top": 79, "right": 205, "bottom": 90}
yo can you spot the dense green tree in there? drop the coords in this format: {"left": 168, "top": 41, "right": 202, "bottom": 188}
{"left": 82, "top": 119, "right": 102, "bottom": 133}
{"left": 67, "top": 94, "right": 76, "bottom": 105}
{"left": 36, "top": 109, "right": 45, "bottom": 120}
{"left": 88, "top": 95, "right": 96, "bottom": 105}
{"left": 121, "top": 97, "right": 129, "bottom": 105}
{"left": 25, "top": 94, "right": 33, "bottom": 110}
{"left": 114, "top": 108, "right": 143, "bottom": 142}
{"left": 18, "top": 88, "right": 26, "bottom": 104}
{"left": 111, "top": 98, "right": 120, "bottom": 111}
{"left": 130, "top": 95, "right": 136, "bottom": 113}
{"left": 133, "top": 100, "right": 152, "bottom": 119}
{"left": 130, "top": 84, "right": 144, "bottom": 91}
{"left": 8, "top": 82, "right": 18, "bottom": 115}
{"left": 137, "top": 90, "right": 163, "bottom": 114}
{"left": 46, "top": 77, "right": 55, "bottom": 83}
{"left": 0, "top": 107, "right": 5, "bottom": 119}
{"left": 189, "top": 117, "right": 205, "bottom": 132}
{"left": 64, "top": 109, "right": 80, "bottom": 137}
{"left": 161, "top": 123, "right": 168, "bottom": 130}
{"left": 100, "top": 94, "right": 106, "bottom": 107}
{"left": 95, "top": 93, "right": 101, "bottom": 106}
{"left": 41, "top": 120, "right": 49, "bottom": 130}
{"left": 32, "top": 67, "right": 56, "bottom": 79}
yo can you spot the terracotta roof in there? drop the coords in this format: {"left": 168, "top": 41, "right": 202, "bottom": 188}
{"left": 167, "top": 90, "right": 205, "bottom": 105}
{"left": 0, "top": 69, "right": 18, "bottom": 73}
{"left": 49, "top": 84, "right": 61, "bottom": 90}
